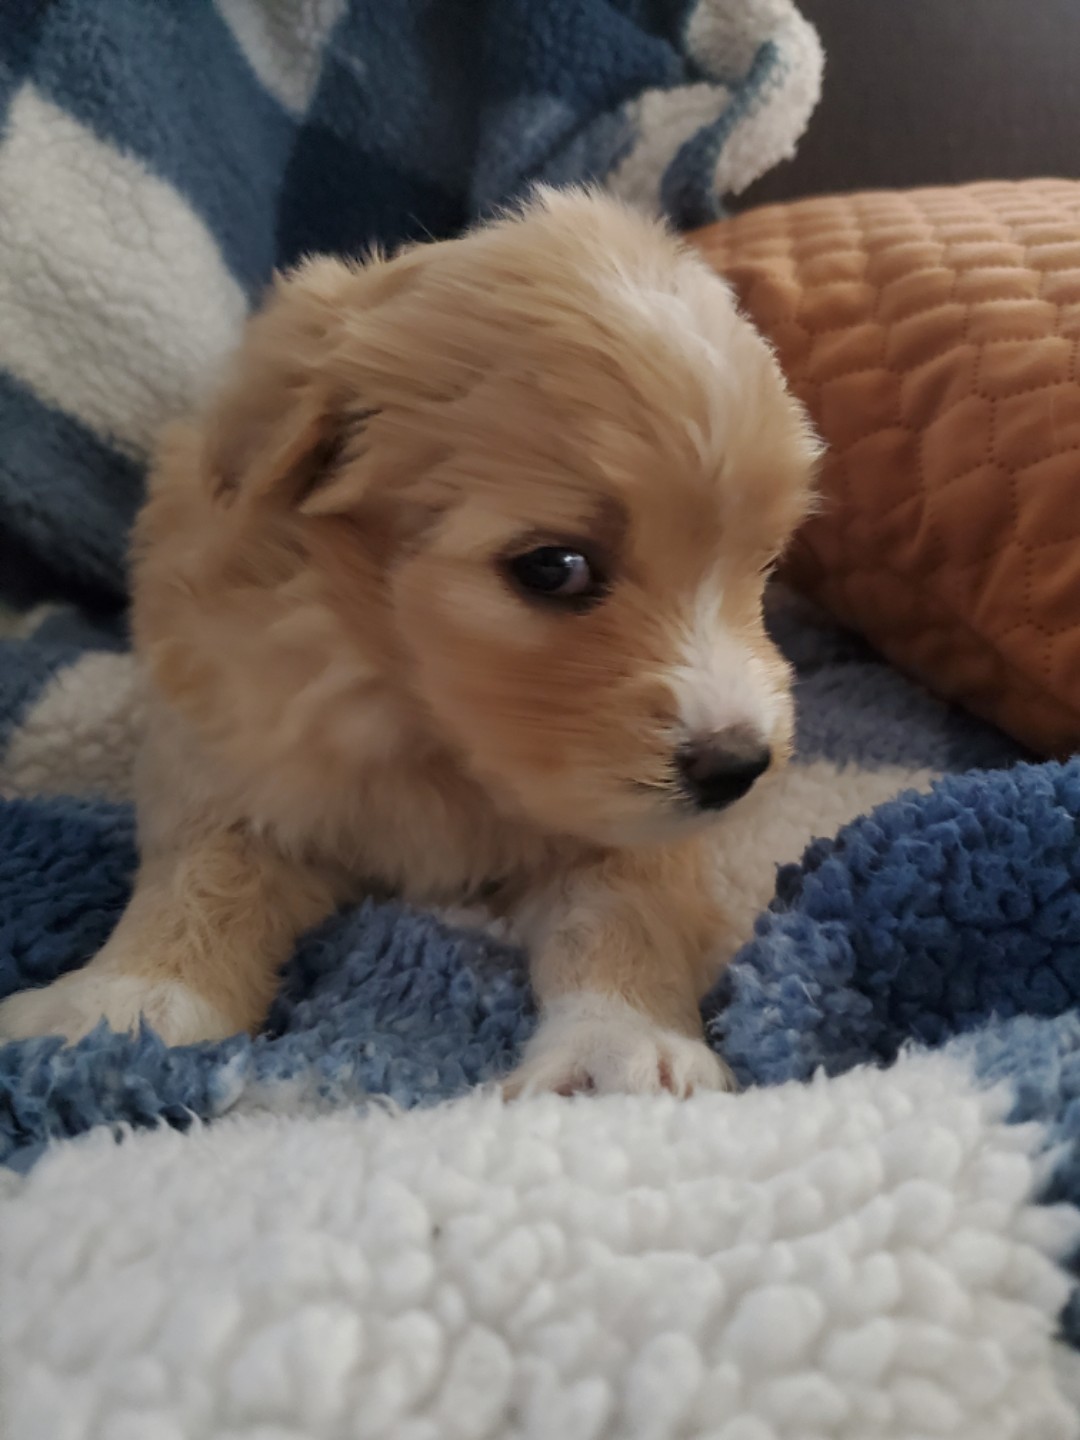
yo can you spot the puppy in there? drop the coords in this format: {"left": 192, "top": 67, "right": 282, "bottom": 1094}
{"left": 0, "top": 189, "right": 817, "bottom": 1095}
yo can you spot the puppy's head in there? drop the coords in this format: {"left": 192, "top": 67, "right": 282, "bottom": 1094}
{"left": 199, "top": 189, "right": 819, "bottom": 847}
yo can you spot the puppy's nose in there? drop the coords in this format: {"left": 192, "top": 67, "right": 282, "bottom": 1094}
{"left": 676, "top": 728, "right": 772, "bottom": 812}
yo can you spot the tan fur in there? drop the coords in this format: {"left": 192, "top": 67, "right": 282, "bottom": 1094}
{"left": 0, "top": 189, "right": 818, "bottom": 1095}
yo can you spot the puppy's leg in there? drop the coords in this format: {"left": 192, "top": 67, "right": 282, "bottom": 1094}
{"left": 0, "top": 826, "right": 337, "bottom": 1046}
{"left": 505, "top": 840, "right": 737, "bottom": 1098}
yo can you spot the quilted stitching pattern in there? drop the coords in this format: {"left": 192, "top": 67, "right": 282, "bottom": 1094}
{"left": 691, "top": 181, "right": 1080, "bottom": 756}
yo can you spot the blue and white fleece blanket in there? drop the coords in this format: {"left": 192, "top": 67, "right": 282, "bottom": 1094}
{"left": 5, "top": 6, "right": 1080, "bottom": 1434}
{"left": 0, "top": 0, "right": 822, "bottom": 609}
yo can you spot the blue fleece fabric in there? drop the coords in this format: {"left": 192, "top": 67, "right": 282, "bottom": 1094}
{"left": 0, "top": 0, "right": 817, "bottom": 607}
{"left": 4, "top": 762, "right": 1079, "bottom": 1165}
{"left": 0, "top": 796, "right": 534, "bottom": 1174}
{"left": 708, "top": 760, "right": 1080, "bottom": 1085}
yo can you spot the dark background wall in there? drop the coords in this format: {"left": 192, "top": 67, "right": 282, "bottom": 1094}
{"left": 740, "top": 0, "right": 1080, "bottom": 207}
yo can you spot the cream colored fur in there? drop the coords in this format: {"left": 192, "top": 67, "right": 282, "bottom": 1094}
{"left": 0, "top": 189, "right": 818, "bottom": 1096}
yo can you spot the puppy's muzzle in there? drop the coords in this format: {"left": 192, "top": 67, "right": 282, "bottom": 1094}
{"left": 676, "top": 727, "right": 772, "bottom": 812}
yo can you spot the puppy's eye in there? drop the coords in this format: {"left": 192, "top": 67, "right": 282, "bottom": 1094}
{"left": 504, "top": 546, "right": 604, "bottom": 607}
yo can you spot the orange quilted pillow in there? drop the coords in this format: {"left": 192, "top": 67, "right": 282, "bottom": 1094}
{"left": 690, "top": 181, "right": 1080, "bottom": 758}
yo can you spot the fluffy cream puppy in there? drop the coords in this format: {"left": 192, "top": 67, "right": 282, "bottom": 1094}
{"left": 0, "top": 189, "right": 817, "bottom": 1095}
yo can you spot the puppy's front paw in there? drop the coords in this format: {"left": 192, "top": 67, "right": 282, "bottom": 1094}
{"left": 0, "top": 969, "right": 235, "bottom": 1047}
{"left": 504, "top": 993, "right": 735, "bottom": 1098}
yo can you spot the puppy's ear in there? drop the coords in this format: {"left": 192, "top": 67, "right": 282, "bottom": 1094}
{"left": 201, "top": 255, "right": 392, "bottom": 513}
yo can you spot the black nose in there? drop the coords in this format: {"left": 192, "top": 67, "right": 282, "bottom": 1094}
{"left": 676, "top": 730, "right": 772, "bottom": 812}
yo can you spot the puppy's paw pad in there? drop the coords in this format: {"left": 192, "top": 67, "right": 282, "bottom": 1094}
{"left": 0, "top": 971, "right": 233, "bottom": 1047}
{"left": 505, "top": 993, "right": 735, "bottom": 1098}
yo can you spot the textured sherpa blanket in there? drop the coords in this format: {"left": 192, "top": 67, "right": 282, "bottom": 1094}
{"left": 5, "top": 1067, "right": 1080, "bottom": 1440}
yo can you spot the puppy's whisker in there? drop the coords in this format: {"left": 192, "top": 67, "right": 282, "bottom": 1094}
{"left": 630, "top": 779, "right": 680, "bottom": 797}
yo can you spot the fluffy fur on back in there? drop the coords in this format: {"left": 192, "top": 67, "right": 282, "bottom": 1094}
{"left": 0, "top": 189, "right": 819, "bottom": 1096}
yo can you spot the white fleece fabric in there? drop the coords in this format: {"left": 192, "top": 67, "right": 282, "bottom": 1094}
{"left": 3, "top": 1050, "right": 1078, "bottom": 1440}
{"left": 0, "top": 85, "right": 245, "bottom": 461}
